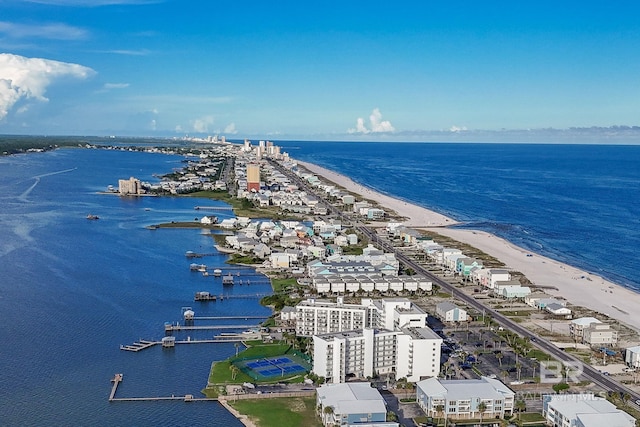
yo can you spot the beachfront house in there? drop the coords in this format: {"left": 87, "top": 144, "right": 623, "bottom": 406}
{"left": 316, "top": 383, "right": 398, "bottom": 427}
{"left": 545, "top": 303, "right": 572, "bottom": 317}
{"left": 570, "top": 317, "right": 618, "bottom": 346}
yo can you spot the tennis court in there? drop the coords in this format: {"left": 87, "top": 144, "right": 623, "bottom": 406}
{"left": 235, "top": 354, "right": 311, "bottom": 380}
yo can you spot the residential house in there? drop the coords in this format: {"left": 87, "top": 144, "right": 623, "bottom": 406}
{"left": 436, "top": 302, "right": 468, "bottom": 323}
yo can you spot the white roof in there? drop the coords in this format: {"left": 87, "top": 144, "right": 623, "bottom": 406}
{"left": 317, "top": 382, "right": 386, "bottom": 415}
{"left": 417, "top": 377, "right": 514, "bottom": 401}
{"left": 547, "top": 395, "right": 634, "bottom": 425}
{"left": 571, "top": 317, "right": 602, "bottom": 326}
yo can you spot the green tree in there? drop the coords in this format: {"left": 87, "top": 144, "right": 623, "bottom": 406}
{"left": 515, "top": 399, "right": 526, "bottom": 420}
{"left": 478, "top": 401, "right": 487, "bottom": 424}
{"left": 552, "top": 382, "right": 570, "bottom": 393}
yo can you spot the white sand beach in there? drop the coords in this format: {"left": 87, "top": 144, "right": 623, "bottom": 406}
{"left": 297, "top": 160, "right": 640, "bottom": 332}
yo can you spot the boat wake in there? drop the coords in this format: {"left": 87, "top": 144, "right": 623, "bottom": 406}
{"left": 19, "top": 168, "right": 77, "bottom": 202}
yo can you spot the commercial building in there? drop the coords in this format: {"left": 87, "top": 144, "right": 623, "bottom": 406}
{"left": 542, "top": 393, "right": 635, "bottom": 427}
{"left": 313, "top": 326, "right": 442, "bottom": 383}
{"left": 416, "top": 377, "right": 515, "bottom": 421}
{"left": 316, "top": 382, "right": 398, "bottom": 427}
{"left": 625, "top": 345, "right": 640, "bottom": 368}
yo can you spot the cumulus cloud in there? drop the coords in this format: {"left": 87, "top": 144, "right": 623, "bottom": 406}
{"left": 191, "top": 115, "right": 215, "bottom": 133}
{"left": 224, "top": 122, "right": 237, "bottom": 134}
{"left": 0, "top": 53, "right": 95, "bottom": 121}
{"left": 348, "top": 108, "right": 395, "bottom": 134}
{"left": 449, "top": 125, "right": 468, "bottom": 132}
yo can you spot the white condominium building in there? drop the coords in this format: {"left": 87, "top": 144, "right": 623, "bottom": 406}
{"left": 543, "top": 393, "right": 635, "bottom": 427}
{"left": 295, "top": 297, "right": 429, "bottom": 337}
{"left": 312, "top": 326, "right": 442, "bottom": 383}
{"left": 416, "top": 377, "right": 515, "bottom": 421}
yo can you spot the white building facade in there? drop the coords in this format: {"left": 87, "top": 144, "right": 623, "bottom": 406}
{"left": 313, "top": 327, "right": 442, "bottom": 383}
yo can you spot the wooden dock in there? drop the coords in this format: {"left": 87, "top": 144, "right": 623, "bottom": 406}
{"left": 119, "top": 339, "right": 159, "bottom": 352}
{"left": 120, "top": 336, "right": 259, "bottom": 352}
{"left": 164, "top": 324, "right": 258, "bottom": 332}
{"left": 109, "top": 373, "right": 123, "bottom": 401}
{"left": 193, "top": 315, "right": 268, "bottom": 320}
{"left": 108, "top": 374, "right": 217, "bottom": 402}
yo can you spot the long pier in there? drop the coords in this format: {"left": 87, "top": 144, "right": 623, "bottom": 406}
{"left": 108, "top": 374, "right": 217, "bottom": 402}
{"left": 192, "top": 315, "right": 268, "bottom": 320}
{"left": 194, "top": 206, "right": 233, "bottom": 211}
{"left": 120, "top": 336, "right": 258, "bottom": 352}
{"left": 164, "top": 324, "right": 258, "bottom": 332}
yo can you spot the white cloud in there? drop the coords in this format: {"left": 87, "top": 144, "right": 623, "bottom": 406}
{"left": 0, "top": 21, "right": 88, "bottom": 40}
{"left": 103, "top": 83, "right": 130, "bottom": 89}
{"left": 449, "top": 125, "right": 467, "bottom": 132}
{"left": 191, "top": 115, "right": 215, "bottom": 133}
{"left": 224, "top": 122, "right": 238, "bottom": 134}
{"left": 0, "top": 53, "right": 95, "bottom": 121}
{"left": 348, "top": 108, "right": 395, "bottom": 134}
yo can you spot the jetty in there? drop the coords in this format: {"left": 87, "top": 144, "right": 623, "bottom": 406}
{"left": 185, "top": 251, "right": 217, "bottom": 259}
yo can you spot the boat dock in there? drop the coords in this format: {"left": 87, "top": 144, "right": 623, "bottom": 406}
{"left": 194, "top": 206, "right": 233, "bottom": 211}
{"left": 109, "top": 373, "right": 123, "bottom": 401}
{"left": 119, "top": 340, "right": 158, "bottom": 352}
{"left": 120, "top": 335, "right": 260, "bottom": 352}
{"left": 164, "top": 324, "right": 258, "bottom": 332}
{"left": 192, "top": 315, "right": 268, "bottom": 320}
{"left": 109, "top": 374, "right": 217, "bottom": 402}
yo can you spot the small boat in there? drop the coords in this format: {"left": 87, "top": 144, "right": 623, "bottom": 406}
{"left": 86, "top": 214, "right": 99, "bottom": 220}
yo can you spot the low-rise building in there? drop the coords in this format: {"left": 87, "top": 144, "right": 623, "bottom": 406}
{"left": 416, "top": 377, "right": 515, "bottom": 421}
{"left": 543, "top": 393, "right": 635, "bottom": 427}
{"left": 436, "top": 302, "right": 468, "bottom": 323}
{"left": 316, "top": 382, "right": 398, "bottom": 427}
{"left": 570, "top": 317, "right": 617, "bottom": 346}
{"left": 625, "top": 345, "right": 640, "bottom": 368}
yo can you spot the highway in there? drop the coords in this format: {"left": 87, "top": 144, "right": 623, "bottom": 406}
{"left": 273, "top": 159, "right": 640, "bottom": 404}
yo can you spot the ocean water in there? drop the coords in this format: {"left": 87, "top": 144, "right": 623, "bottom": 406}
{"left": 0, "top": 148, "right": 271, "bottom": 426}
{"left": 275, "top": 141, "right": 640, "bottom": 292}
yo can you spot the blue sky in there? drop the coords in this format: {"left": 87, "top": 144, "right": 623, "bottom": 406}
{"left": 1, "top": 1, "right": 640, "bottom": 141}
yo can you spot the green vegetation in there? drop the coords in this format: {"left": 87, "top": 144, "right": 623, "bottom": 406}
{"left": 185, "top": 190, "right": 301, "bottom": 219}
{"left": 0, "top": 135, "right": 87, "bottom": 155}
{"left": 271, "top": 278, "right": 299, "bottom": 293}
{"left": 205, "top": 342, "right": 304, "bottom": 395}
{"left": 228, "top": 396, "right": 323, "bottom": 427}
{"left": 552, "top": 382, "right": 570, "bottom": 393}
{"left": 228, "top": 253, "right": 263, "bottom": 264}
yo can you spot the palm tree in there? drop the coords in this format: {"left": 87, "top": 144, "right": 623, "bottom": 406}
{"left": 515, "top": 399, "right": 526, "bottom": 420}
{"left": 516, "top": 362, "right": 522, "bottom": 381}
{"left": 434, "top": 403, "right": 445, "bottom": 426}
{"left": 496, "top": 352, "right": 504, "bottom": 367}
{"left": 323, "top": 406, "right": 334, "bottom": 426}
{"left": 478, "top": 401, "right": 487, "bottom": 425}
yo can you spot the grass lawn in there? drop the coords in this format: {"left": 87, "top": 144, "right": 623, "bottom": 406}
{"left": 228, "top": 396, "right": 323, "bottom": 427}
{"left": 271, "top": 277, "right": 300, "bottom": 293}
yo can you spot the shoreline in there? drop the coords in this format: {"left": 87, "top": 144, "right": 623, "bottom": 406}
{"left": 296, "top": 160, "right": 640, "bottom": 333}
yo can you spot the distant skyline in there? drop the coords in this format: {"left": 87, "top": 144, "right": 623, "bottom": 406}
{"left": 1, "top": 1, "right": 640, "bottom": 142}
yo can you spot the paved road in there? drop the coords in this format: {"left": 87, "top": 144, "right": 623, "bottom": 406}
{"left": 272, "top": 159, "right": 640, "bottom": 405}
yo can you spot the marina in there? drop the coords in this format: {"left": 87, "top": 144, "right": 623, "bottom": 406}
{"left": 120, "top": 332, "right": 264, "bottom": 352}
